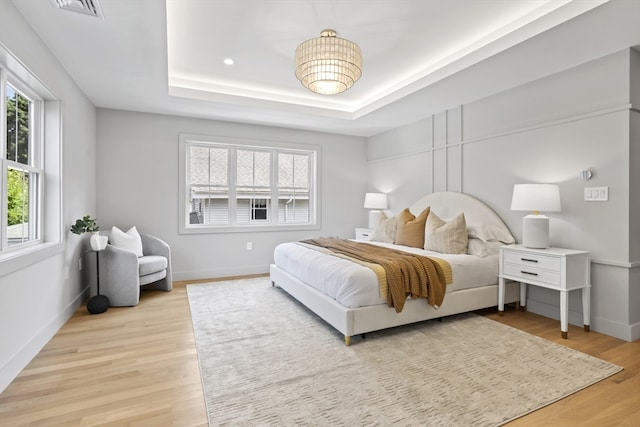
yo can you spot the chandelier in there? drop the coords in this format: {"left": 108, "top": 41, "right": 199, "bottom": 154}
{"left": 295, "top": 29, "right": 362, "bottom": 95}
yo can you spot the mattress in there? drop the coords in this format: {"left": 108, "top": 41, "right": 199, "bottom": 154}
{"left": 273, "top": 240, "right": 499, "bottom": 308}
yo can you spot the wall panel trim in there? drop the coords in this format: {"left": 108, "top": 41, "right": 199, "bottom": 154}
{"left": 462, "top": 103, "right": 632, "bottom": 146}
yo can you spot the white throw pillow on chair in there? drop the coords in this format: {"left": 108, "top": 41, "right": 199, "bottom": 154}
{"left": 110, "top": 226, "right": 143, "bottom": 257}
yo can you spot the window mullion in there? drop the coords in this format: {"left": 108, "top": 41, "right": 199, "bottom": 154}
{"left": 0, "top": 160, "right": 7, "bottom": 251}
{"left": 271, "top": 150, "right": 278, "bottom": 223}
{"left": 33, "top": 99, "right": 43, "bottom": 168}
{"left": 228, "top": 147, "right": 237, "bottom": 225}
{"left": 31, "top": 100, "right": 42, "bottom": 243}
{"left": 308, "top": 152, "right": 314, "bottom": 223}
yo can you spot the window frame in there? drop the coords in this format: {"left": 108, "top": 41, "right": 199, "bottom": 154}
{"left": 178, "top": 133, "right": 321, "bottom": 234}
{"left": 0, "top": 47, "right": 63, "bottom": 276}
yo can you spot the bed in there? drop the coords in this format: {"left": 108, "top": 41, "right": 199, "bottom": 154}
{"left": 270, "top": 192, "right": 521, "bottom": 345}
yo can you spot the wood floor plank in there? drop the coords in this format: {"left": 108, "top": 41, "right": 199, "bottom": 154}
{"left": 0, "top": 281, "right": 638, "bottom": 426}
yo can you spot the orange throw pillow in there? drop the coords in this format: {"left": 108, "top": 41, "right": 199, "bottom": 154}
{"left": 395, "top": 207, "right": 430, "bottom": 248}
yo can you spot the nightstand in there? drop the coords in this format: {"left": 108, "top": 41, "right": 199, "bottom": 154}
{"left": 355, "top": 228, "right": 374, "bottom": 241}
{"left": 498, "top": 244, "right": 590, "bottom": 339}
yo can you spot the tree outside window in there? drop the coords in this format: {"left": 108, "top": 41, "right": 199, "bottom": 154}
{"left": 6, "top": 85, "right": 30, "bottom": 164}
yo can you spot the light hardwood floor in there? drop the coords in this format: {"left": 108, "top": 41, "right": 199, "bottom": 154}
{"left": 1, "top": 278, "right": 639, "bottom": 426}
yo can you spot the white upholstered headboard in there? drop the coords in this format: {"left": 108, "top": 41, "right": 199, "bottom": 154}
{"left": 409, "top": 192, "right": 514, "bottom": 244}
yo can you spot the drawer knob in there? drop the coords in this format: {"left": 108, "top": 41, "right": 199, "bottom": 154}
{"left": 521, "top": 270, "right": 538, "bottom": 276}
{"left": 521, "top": 258, "right": 539, "bottom": 263}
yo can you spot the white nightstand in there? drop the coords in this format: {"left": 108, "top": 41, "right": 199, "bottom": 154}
{"left": 498, "top": 244, "right": 591, "bottom": 339}
{"left": 355, "top": 228, "right": 374, "bottom": 241}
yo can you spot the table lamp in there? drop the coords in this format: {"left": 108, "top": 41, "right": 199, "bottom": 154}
{"left": 364, "top": 192, "right": 388, "bottom": 229}
{"left": 510, "top": 184, "right": 561, "bottom": 248}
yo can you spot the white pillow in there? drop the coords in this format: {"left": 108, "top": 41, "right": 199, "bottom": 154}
{"left": 424, "top": 212, "right": 468, "bottom": 254}
{"left": 370, "top": 212, "right": 397, "bottom": 243}
{"left": 110, "top": 226, "right": 143, "bottom": 257}
{"left": 467, "top": 238, "right": 503, "bottom": 257}
{"left": 467, "top": 224, "right": 515, "bottom": 244}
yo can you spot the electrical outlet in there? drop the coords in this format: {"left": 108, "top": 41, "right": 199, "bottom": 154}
{"left": 246, "top": 242, "right": 253, "bottom": 251}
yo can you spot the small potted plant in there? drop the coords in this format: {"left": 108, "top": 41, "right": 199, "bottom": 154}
{"left": 71, "top": 215, "right": 107, "bottom": 251}
{"left": 70, "top": 215, "right": 99, "bottom": 234}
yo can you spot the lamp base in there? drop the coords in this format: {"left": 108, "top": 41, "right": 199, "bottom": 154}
{"left": 87, "top": 294, "right": 109, "bottom": 314}
{"left": 368, "top": 210, "right": 382, "bottom": 229}
{"left": 522, "top": 215, "right": 549, "bottom": 249}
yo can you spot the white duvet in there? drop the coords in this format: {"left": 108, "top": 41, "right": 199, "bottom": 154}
{"left": 273, "top": 240, "right": 499, "bottom": 308}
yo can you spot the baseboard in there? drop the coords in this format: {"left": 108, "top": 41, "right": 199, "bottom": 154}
{"left": 173, "top": 264, "right": 270, "bottom": 282}
{"left": 526, "top": 300, "right": 635, "bottom": 342}
{"left": 0, "top": 288, "right": 88, "bottom": 393}
{"left": 629, "top": 321, "right": 640, "bottom": 342}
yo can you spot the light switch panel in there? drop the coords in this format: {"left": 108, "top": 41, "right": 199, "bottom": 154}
{"left": 584, "top": 186, "right": 608, "bottom": 201}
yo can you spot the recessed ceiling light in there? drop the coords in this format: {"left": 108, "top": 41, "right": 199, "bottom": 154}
{"left": 223, "top": 58, "right": 234, "bottom": 66}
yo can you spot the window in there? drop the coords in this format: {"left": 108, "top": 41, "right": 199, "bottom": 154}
{"left": 0, "top": 48, "right": 62, "bottom": 273}
{"left": 179, "top": 134, "right": 320, "bottom": 233}
{"left": 2, "top": 78, "right": 42, "bottom": 249}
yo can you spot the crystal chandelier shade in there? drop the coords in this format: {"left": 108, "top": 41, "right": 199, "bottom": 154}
{"left": 295, "top": 29, "right": 362, "bottom": 95}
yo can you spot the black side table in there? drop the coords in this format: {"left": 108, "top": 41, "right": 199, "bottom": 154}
{"left": 87, "top": 250, "right": 110, "bottom": 314}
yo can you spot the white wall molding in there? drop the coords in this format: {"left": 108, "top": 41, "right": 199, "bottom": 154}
{"left": 368, "top": 103, "right": 632, "bottom": 164}
{"left": 591, "top": 258, "right": 640, "bottom": 269}
{"left": 526, "top": 299, "right": 634, "bottom": 342}
{"left": 461, "top": 103, "right": 632, "bottom": 146}
{"left": 173, "top": 264, "right": 269, "bottom": 282}
{"left": 429, "top": 114, "right": 435, "bottom": 194}
{"left": 630, "top": 321, "right": 640, "bottom": 342}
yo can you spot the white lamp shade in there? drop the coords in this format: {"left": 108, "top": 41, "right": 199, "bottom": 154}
{"left": 363, "top": 193, "right": 388, "bottom": 210}
{"left": 510, "top": 184, "right": 561, "bottom": 213}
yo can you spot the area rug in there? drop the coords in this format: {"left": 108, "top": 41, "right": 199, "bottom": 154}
{"left": 187, "top": 277, "right": 622, "bottom": 426}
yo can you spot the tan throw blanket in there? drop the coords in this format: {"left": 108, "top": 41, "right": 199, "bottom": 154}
{"left": 300, "top": 237, "right": 452, "bottom": 313}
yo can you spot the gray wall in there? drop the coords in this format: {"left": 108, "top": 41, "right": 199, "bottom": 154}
{"left": 96, "top": 110, "right": 367, "bottom": 281}
{"left": 0, "top": 2, "right": 97, "bottom": 391}
{"left": 368, "top": 48, "right": 640, "bottom": 341}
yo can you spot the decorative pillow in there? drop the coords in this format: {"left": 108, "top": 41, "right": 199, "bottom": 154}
{"left": 424, "top": 212, "right": 468, "bottom": 254}
{"left": 467, "top": 224, "right": 515, "bottom": 244}
{"left": 110, "top": 226, "right": 143, "bottom": 257}
{"left": 370, "top": 212, "right": 397, "bottom": 243}
{"left": 467, "top": 238, "right": 503, "bottom": 257}
{"left": 395, "top": 207, "right": 430, "bottom": 248}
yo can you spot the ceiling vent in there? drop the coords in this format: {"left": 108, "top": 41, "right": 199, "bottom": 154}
{"left": 51, "top": 0, "right": 103, "bottom": 19}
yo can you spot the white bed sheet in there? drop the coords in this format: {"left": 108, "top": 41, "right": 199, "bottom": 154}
{"left": 272, "top": 240, "right": 499, "bottom": 309}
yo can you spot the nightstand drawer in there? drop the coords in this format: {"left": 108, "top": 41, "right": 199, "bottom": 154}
{"left": 503, "top": 263, "right": 560, "bottom": 286}
{"left": 355, "top": 228, "right": 373, "bottom": 241}
{"left": 504, "top": 251, "right": 561, "bottom": 272}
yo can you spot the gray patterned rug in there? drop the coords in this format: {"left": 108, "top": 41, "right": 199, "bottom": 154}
{"left": 187, "top": 277, "right": 621, "bottom": 426}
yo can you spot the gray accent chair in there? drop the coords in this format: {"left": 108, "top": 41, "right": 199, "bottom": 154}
{"left": 97, "top": 232, "right": 172, "bottom": 306}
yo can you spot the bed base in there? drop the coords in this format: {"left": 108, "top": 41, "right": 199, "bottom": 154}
{"left": 270, "top": 264, "right": 520, "bottom": 345}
